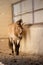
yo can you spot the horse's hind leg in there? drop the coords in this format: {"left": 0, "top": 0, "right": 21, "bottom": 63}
{"left": 12, "top": 44, "right": 14, "bottom": 55}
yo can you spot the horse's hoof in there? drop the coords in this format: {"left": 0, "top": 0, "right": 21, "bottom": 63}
{"left": 9, "top": 53, "right": 12, "bottom": 55}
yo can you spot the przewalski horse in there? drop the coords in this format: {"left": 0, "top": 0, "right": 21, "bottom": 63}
{"left": 8, "top": 19, "right": 23, "bottom": 55}
{"left": 8, "top": 19, "right": 29, "bottom": 55}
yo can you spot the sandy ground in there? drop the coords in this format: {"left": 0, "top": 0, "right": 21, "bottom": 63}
{"left": 0, "top": 39, "right": 43, "bottom": 65}
{"left": 0, "top": 52, "right": 43, "bottom": 65}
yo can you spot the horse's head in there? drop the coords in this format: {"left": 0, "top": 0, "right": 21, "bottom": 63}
{"left": 14, "top": 19, "right": 23, "bottom": 40}
{"left": 8, "top": 19, "right": 23, "bottom": 41}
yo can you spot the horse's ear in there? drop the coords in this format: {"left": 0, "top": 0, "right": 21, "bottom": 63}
{"left": 16, "top": 19, "right": 23, "bottom": 25}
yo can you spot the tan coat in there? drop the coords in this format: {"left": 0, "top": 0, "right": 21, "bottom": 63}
{"left": 8, "top": 22, "right": 23, "bottom": 42}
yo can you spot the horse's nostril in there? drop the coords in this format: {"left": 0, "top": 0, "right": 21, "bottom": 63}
{"left": 20, "top": 32, "right": 22, "bottom": 35}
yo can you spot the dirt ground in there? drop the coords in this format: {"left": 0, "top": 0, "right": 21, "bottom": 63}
{"left": 0, "top": 39, "right": 43, "bottom": 65}
{"left": 0, "top": 52, "right": 43, "bottom": 65}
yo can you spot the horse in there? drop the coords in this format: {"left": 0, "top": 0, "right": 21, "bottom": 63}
{"left": 8, "top": 19, "right": 23, "bottom": 55}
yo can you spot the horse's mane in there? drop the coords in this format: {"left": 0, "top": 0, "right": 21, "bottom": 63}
{"left": 8, "top": 19, "right": 29, "bottom": 41}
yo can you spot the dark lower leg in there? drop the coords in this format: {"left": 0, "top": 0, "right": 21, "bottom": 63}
{"left": 12, "top": 50, "right": 14, "bottom": 54}
{"left": 15, "top": 50, "right": 18, "bottom": 55}
{"left": 12, "top": 45, "right": 14, "bottom": 55}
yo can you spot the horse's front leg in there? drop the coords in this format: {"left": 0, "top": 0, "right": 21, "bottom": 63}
{"left": 15, "top": 40, "right": 20, "bottom": 55}
{"left": 9, "top": 39, "right": 14, "bottom": 55}
{"left": 11, "top": 41, "right": 14, "bottom": 55}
